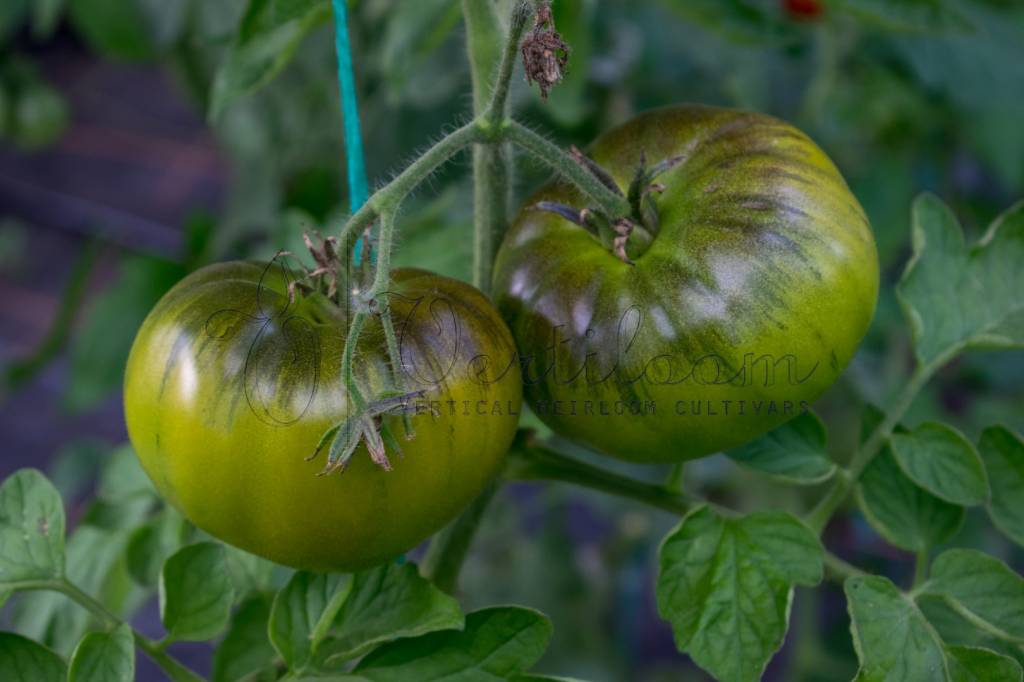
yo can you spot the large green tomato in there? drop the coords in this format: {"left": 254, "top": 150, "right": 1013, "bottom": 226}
{"left": 493, "top": 105, "right": 878, "bottom": 463}
{"left": 125, "top": 262, "right": 522, "bottom": 571}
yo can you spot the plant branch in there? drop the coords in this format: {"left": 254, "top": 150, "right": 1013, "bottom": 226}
{"left": 480, "top": 2, "right": 532, "bottom": 130}
{"left": 824, "top": 552, "right": 867, "bottom": 582}
{"left": 338, "top": 122, "right": 483, "bottom": 246}
{"left": 462, "top": 0, "right": 504, "bottom": 114}
{"left": 7, "top": 579, "right": 205, "bottom": 682}
{"left": 421, "top": 480, "right": 500, "bottom": 593}
{"left": 504, "top": 121, "right": 631, "bottom": 217}
{"left": 506, "top": 438, "right": 692, "bottom": 516}
{"left": 506, "top": 434, "right": 865, "bottom": 585}
{"left": 805, "top": 359, "right": 941, "bottom": 534}
{"left": 420, "top": 1, "right": 529, "bottom": 591}
{"left": 464, "top": 0, "right": 526, "bottom": 292}
{"left": 341, "top": 308, "right": 367, "bottom": 410}
{"left": 913, "top": 549, "right": 929, "bottom": 590}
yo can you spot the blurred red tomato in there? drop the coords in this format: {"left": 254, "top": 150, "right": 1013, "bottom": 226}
{"left": 784, "top": 0, "right": 823, "bottom": 20}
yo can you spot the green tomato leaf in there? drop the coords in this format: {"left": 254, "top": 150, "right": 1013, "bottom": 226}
{"left": 159, "top": 542, "right": 234, "bottom": 642}
{"left": 213, "top": 595, "right": 276, "bottom": 682}
{"left": 378, "top": 0, "right": 462, "bottom": 108}
{"left": 946, "top": 646, "right": 1022, "bottom": 682}
{"left": 846, "top": 575, "right": 944, "bottom": 680}
{"left": 66, "top": 0, "right": 155, "bottom": 60}
{"left": 320, "top": 562, "right": 464, "bottom": 665}
{"left": 126, "top": 508, "right": 191, "bottom": 588}
{"left": 97, "top": 445, "right": 155, "bottom": 503}
{"left": 918, "top": 595, "right": 1024, "bottom": 669}
{"left": 68, "top": 624, "right": 134, "bottom": 682}
{"left": 889, "top": 422, "right": 988, "bottom": 506}
{"left": 656, "top": 506, "right": 823, "bottom": 682}
{"left": 209, "top": 0, "right": 332, "bottom": 120}
{"left": 856, "top": 447, "right": 964, "bottom": 552}
{"left": 727, "top": 412, "right": 836, "bottom": 484}
{"left": 0, "top": 469, "right": 66, "bottom": 584}
{"left": 979, "top": 426, "right": 1024, "bottom": 547}
{"left": 223, "top": 545, "right": 276, "bottom": 603}
{"left": 351, "top": 606, "right": 552, "bottom": 681}
{"left": 48, "top": 440, "right": 107, "bottom": 501}
{"left": 269, "top": 571, "right": 352, "bottom": 671}
{"left": 64, "top": 255, "right": 183, "bottom": 412}
{"left": 828, "top": 0, "right": 973, "bottom": 34}
{"left": 11, "top": 525, "right": 133, "bottom": 655}
{"left": 924, "top": 549, "right": 1024, "bottom": 642}
{"left": 897, "top": 195, "right": 1024, "bottom": 367}
{"left": 0, "top": 632, "right": 66, "bottom": 682}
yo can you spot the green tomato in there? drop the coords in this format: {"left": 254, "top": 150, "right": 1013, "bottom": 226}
{"left": 125, "top": 262, "right": 522, "bottom": 571}
{"left": 493, "top": 105, "right": 878, "bottom": 463}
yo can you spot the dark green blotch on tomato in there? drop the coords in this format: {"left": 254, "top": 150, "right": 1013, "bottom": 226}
{"left": 125, "top": 262, "right": 522, "bottom": 571}
{"left": 493, "top": 105, "right": 878, "bottom": 463}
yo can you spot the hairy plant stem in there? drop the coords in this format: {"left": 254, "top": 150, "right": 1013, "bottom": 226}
{"left": 466, "top": 0, "right": 525, "bottom": 293}
{"left": 8, "top": 579, "right": 204, "bottom": 682}
{"left": 420, "top": 1, "right": 529, "bottom": 593}
{"left": 338, "top": 122, "right": 483, "bottom": 247}
{"left": 462, "top": 0, "right": 503, "bottom": 117}
{"left": 805, "top": 358, "right": 943, "bottom": 534}
{"left": 331, "top": 0, "right": 626, "bottom": 590}
{"left": 504, "top": 121, "right": 631, "bottom": 217}
{"left": 341, "top": 309, "right": 367, "bottom": 410}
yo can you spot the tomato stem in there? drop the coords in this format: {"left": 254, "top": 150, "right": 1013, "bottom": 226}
{"left": 804, "top": 356, "right": 944, "bottom": 534}
{"left": 504, "top": 121, "right": 632, "bottom": 218}
{"left": 421, "top": 480, "right": 500, "bottom": 593}
{"left": 506, "top": 433, "right": 867, "bottom": 585}
{"left": 7, "top": 579, "right": 206, "bottom": 682}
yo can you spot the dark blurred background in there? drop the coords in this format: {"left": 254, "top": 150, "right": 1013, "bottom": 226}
{"left": 1, "top": 1, "right": 1022, "bottom": 680}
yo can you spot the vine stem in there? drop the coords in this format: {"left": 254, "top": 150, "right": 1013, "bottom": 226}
{"left": 9, "top": 579, "right": 204, "bottom": 682}
{"left": 421, "top": 480, "right": 500, "bottom": 593}
{"left": 804, "top": 357, "right": 943, "bottom": 534}
{"left": 337, "top": 121, "right": 483, "bottom": 248}
{"left": 421, "top": 1, "right": 527, "bottom": 592}
{"left": 504, "top": 436, "right": 865, "bottom": 585}
{"left": 463, "top": 0, "right": 516, "bottom": 292}
{"left": 336, "top": 0, "right": 629, "bottom": 592}
{"left": 504, "top": 121, "right": 631, "bottom": 218}
{"left": 912, "top": 549, "right": 929, "bottom": 590}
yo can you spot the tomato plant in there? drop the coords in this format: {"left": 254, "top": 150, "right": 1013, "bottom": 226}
{"left": 494, "top": 105, "right": 878, "bottom": 462}
{"left": 124, "top": 261, "right": 522, "bottom": 571}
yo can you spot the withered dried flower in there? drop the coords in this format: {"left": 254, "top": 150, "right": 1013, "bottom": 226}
{"left": 521, "top": 3, "right": 570, "bottom": 100}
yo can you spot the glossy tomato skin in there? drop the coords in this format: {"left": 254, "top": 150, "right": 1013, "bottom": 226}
{"left": 493, "top": 105, "right": 877, "bottom": 463}
{"left": 125, "top": 263, "right": 522, "bottom": 571}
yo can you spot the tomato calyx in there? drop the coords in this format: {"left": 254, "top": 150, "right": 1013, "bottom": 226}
{"left": 308, "top": 389, "right": 425, "bottom": 475}
{"left": 534, "top": 149, "right": 682, "bottom": 264}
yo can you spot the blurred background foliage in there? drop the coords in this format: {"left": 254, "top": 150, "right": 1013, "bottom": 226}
{"left": 0, "top": 0, "right": 1022, "bottom": 680}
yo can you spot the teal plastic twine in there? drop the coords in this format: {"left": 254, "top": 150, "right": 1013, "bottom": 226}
{"left": 332, "top": 0, "right": 370, "bottom": 265}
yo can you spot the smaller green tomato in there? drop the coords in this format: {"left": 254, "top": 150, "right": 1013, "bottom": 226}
{"left": 125, "top": 262, "right": 522, "bottom": 571}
